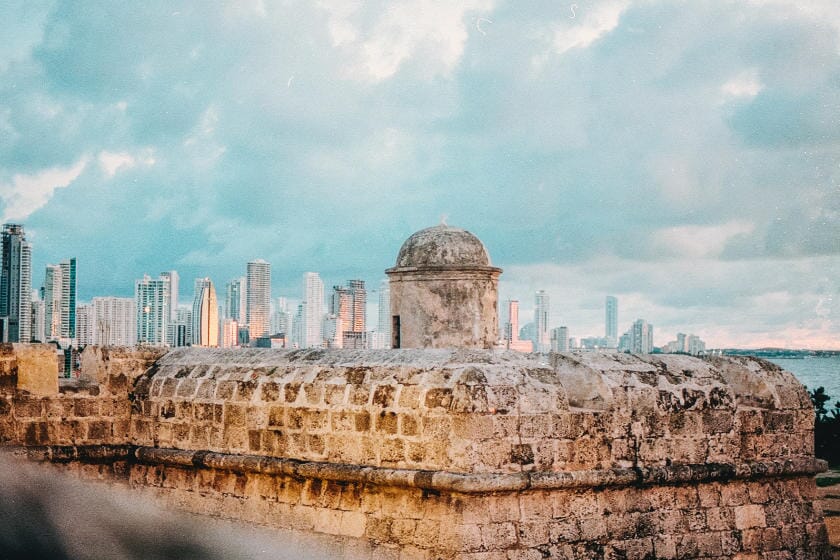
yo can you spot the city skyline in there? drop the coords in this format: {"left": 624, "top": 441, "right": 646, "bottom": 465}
{"left": 2, "top": 2, "right": 837, "bottom": 349}
{"left": 16, "top": 245, "right": 824, "bottom": 350}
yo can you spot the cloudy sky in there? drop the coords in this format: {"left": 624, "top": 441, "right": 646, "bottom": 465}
{"left": 1, "top": 0, "right": 838, "bottom": 349}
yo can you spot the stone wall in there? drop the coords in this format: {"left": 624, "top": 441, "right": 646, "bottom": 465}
{"left": 0, "top": 345, "right": 831, "bottom": 559}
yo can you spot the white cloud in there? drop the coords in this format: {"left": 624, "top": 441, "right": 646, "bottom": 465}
{"left": 320, "top": 0, "right": 493, "bottom": 82}
{"left": 651, "top": 221, "right": 755, "bottom": 259}
{"left": 721, "top": 70, "right": 763, "bottom": 99}
{"left": 98, "top": 150, "right": 156, "bottom": 178}
{"left": 0, "top": 157, "right": 88, "bottom": 222}
{"left": 552, "top": 1, "right": 629, "bottom": 56}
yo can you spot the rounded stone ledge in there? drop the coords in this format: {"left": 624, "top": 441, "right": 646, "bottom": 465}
{"left": 1, "top": 444, "right": 134, "bottom": 463}
{"left": 127, "top": 445, "right": 826, "bottom": 494}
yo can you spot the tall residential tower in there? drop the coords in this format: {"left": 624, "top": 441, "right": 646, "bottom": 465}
{"left": 302, "top": 272, "right": 324, "bottom": 348}
{"left": 605, "top": 296, "right": 618, "bottom": 347}
{"left": 246, "top": 260, "right": 271, "bottom": 340}
{"left": 534, "top": 290, "right": 550, "bottom": 353}
{"left": 0, "top": 224, "right": 31, "bottom": 342}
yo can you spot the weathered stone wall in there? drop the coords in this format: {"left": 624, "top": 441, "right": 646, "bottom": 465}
{"left": 0, "top": 346, "right": 831, "bottom": 559}
{"left": 0, "top": 346, "right": 163, "bottom": 448}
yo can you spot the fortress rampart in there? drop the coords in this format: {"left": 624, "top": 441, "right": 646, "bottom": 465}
{"left": 0, "top": 344, "right": 831, "bottom": 559}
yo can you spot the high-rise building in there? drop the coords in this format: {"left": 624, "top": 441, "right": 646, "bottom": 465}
{"left": 271, "top": 296, "right": 291, "bottom": 335}
{"left": 246, "top": 260, "right": 271, "bottom": 340}
{"left": 44, "top": 264, "right": 62, "bottom": 340}
{"left": 135, "top": 274, "right": 170, "bottom": 347}
{"left": 629, "top": 319, "right": 654, "bottom": 353}
{"left": 221, "top": 319, "right": 239, "bottom": 348}
{"left": 75, "top": 304, "right": 94, "bottom": 347}
{"left": 551, "top": 326, "right": 569, "bottom": 352}
{"left": 172, "top": 307, "right": 192, "bottom": 347}
{"left": 331, "top": 280, "right": 366, "bottom": 349}
{"left": 31, "top": 294, "right": 45, "bottom": 343}
{"left": 60, "top": 258, "right": 76, "bottom": 340}
{"left": 225, "top": 277, "right": 247, "bottom": 322}
{"left": 687, "top": 334, "right": 705, "bottom": 356}
{"left": 92, "top": 297, "right": 136, "bottom": 346}
{"left": 500, "top": 299, "right": 519, "bottom": 343}
{"left": 376, "top": 279, "right": 391, "bottom": 349}
{"left": 500, "top": 300, "right": 533, "bottom": 352}
{"left": 0, "top": 224, "right": 31, "bottom": 342}
{"left": 534, "top": 290, "right": 550, "bottom": 353}
{"left": 291, "top": 303, "right": 303, "bottom": 348}
{"left": 160, "top": 271, "right": 179, "bottom": 321}
{"left": 605, "top": 296, "right": 618, "bottom": 346}
{"left": 191, "top": 278, "right": 218, "bottom": 347}
{"left": 43, "top": 258, "right": 76, "bottom": 342}
{"left": 302, "top": 272, "right": 323, "bottom": 348}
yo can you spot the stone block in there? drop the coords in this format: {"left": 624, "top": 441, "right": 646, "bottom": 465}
{"left": 13, "top": 344, "right": 58, "bottom": 396}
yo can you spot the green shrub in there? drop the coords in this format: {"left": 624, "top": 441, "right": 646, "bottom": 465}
{"left": 810, "top": 386, "right": 840, "bottom": 467}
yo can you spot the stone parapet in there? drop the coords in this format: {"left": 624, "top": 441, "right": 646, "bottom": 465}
{"left": 0, "top": 345, "right": 830, "bottom": 558}
{"left": 129, "top": 348, "right": 816, "bottom": 475}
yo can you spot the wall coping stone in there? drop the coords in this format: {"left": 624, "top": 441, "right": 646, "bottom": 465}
{"left": 2, "top": 444, "right": 826, "bottom": 494}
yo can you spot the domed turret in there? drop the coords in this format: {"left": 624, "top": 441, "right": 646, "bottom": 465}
{"left": 386, "top": 224, "right": 502, "bottom": 349}
{"left": 394, "top": 225, "right": 492, "bottom": 269}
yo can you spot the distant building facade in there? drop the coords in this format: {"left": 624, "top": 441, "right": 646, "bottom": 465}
{"left": 246, "top": 261, "right": 271, "bottom": 340}
{"left": 0, "top": 224, "right": 31, "bottom": 343}
{"left": 534, "top": 290, "right": 550, "bottom": 353}
{"left": 135, "top": 275, "right": 170, "bottom": 347}
{"left": 331, "top": 280, "right": 366, "bottom": 349}
{"left": 191, "top": 278, "right": 219, "bottom": 347}
{"left": 551, "top": 326, "right": 569, "bottom": 352}
{"left": 605, "top": 295, "right": 618, "bottom": 347}
{"left": 92, "top": 297, "right": 136, "bottom": 346}
{"left": 75, "top": 303, "right": 94, "bottom": 347}
{"left": 302, "top": 272, "right": 324, "bottom": 348}
{"left": 500, "top": 299, "right": 533, "bottom": 353}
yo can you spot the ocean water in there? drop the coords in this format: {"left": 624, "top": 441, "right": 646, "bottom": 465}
{"left": 767, "top": 356, "right": 840, "bottom": 404}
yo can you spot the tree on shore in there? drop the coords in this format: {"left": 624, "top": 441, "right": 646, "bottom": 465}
{"left": 810, "top": 387, "right": 840, "bottom": 467}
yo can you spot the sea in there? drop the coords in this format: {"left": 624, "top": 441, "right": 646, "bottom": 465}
{"left": 767, "top": 356, "right": 840, "bottom": 403}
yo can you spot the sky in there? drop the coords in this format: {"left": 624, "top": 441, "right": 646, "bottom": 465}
{"left": 0, "top": 0, "right": 838, "bottom": 349}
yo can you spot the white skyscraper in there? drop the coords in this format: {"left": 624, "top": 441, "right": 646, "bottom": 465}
{"left": 75, "top": 304, "right": 94, "bottom": 347}
{"left": 302, "top": 272, "right": 324, "bottom": 348}
{"left": 534, "top": 290, "right": 550, "bottom": 353}
{"left": 246, "top": 260, "right": 271, "bottom": 340}
{"left": 160, "top": 271, "right": 179, "bottom": 321}
{"left": 44, "top": 264, "right": 62, "bottom": 340}
{"left": 605, "top": 296, "right": 618, "bottom": 347}
{"left": 31, "top": 295, "right": 45, "bottom": 343}
{"left": 43, "top": 259, "right": 77, "bottom": 342}
{"left": 373, "top": 279, "right": 391, "bottom": 349}
{"left": 135, "top": 274, "right": 170, "bottom": 347}
{"left": 192, "top": 278, "right": 219, "bottom": 347}
{"left": 92, "top": 297, "right": 136, "bottom": 346}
